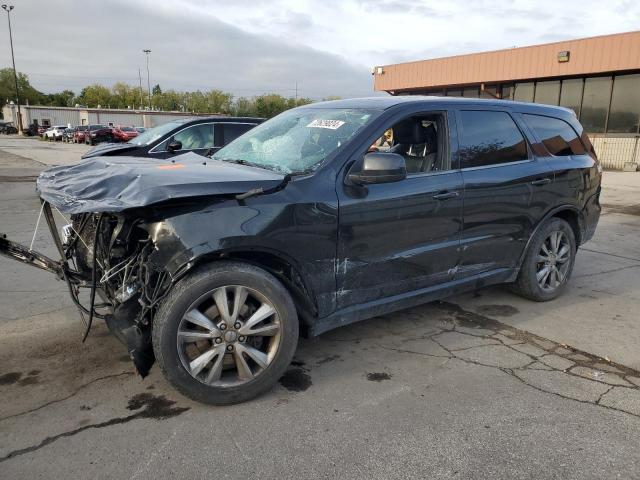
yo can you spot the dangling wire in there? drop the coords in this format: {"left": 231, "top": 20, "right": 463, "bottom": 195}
{"left": 29, "top": 202, "right": 45, "bottom": 252}
{"left": 82, "top": 213, "right": 103, "bottom": 342}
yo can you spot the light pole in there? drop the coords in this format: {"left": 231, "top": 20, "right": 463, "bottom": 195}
{"left": 2, "top": 4, "right": 22, "bottom": 133}
{"left": 143, "top": 49, "right": 151, "bottom": 109}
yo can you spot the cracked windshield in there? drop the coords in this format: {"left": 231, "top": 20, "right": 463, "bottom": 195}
{"left": 213, "top": 108, "right": 380, "bottom": 173}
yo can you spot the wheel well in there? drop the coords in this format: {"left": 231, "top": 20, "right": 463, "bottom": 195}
{"left": 551, "top": 209, "right": 582, "bottom": 246}
{"left": 193, "top": 250, "right": 317, "bottom": 334}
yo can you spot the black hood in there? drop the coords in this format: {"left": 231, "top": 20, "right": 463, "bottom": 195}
{"left": 82, "top": 142, "right": 138, "bottom": 159}
{"left": 36, "top": 153, "right": 285, "bottom": 214}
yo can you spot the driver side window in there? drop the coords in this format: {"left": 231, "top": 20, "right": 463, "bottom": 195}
{"left": 370, "top": 113, "right": 449, "bottom": 174}
{"left": 173, "top": 123, "right": 215, "bottom": 150}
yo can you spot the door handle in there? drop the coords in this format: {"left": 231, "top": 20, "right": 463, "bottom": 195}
{"left": 432, "top": 191, "right": 459, "bottom": 200}
{"left": 530, "top": 178, "right": 551, "bottom": 186}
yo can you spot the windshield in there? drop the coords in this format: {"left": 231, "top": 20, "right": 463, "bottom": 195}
{"left": 128, "top": 120, "right": 185, "bottom": 146}
{"left": 212, "top": 107, "right": 381, "bottom": 174}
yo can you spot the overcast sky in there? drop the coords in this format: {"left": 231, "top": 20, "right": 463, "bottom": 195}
{"left": 0, "top": 0, "right": 638, "bottom": 99}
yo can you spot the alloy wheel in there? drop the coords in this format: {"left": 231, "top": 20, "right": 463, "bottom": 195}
{"left": 176, "top": 285, "right": 282, "bottom": 387}
{"left": 536, "top": 230, "right": 571, "bottom": 292}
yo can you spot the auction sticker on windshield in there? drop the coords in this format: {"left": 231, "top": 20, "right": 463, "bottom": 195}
{"left": 306, "top": 119, "right": 346, "bottom": 129}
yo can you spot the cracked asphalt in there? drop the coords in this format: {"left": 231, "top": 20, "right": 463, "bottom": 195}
{"left": 1, "top": 137, "right": 640, "bottom": 479}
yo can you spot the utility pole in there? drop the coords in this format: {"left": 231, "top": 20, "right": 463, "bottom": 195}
{"left": 295, "top": 81, "right": 298, "bottom": 103}
{"left": 138, "top": 68, "right": 143, "bottom": 109}
{"left": 2, "top": 5, "right": 22, "bottom": 133}
{"left": 143, "top": 49, "right": 151, "bottom": 109}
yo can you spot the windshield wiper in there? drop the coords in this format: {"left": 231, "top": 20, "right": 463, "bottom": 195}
{"left": 235, "top": 174, "right": 292, "bottom": 201}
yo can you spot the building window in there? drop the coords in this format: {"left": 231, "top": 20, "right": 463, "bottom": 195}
{"left": 514, "top": 82, "right": 534, "bottom": 102}
{"left": 458, "top": 110, "right": 528, "bottom": 168}
{"left": 446, "top": 89, "right": 462, "bottom": 97}
{"left": 534, "top": 80, "right": 560, "bottom": 106}
{"left": 523, "top": 114, "right": 586, "bottom": 156}
{"left": 501, "top": 84, "right": 514, "bottom": 100}
{"left": 608, "top": 74, "right": 640, "bottom": 133}
{"left": 581, "top": 76, "right": 612, "bottom": 133}
{"left": 42, "top": 119, "right": 51, "bottom": 127}
{"left": 559, "top": 78, "right": 583, "bottom": 117}
{"left": 462, "top": 87, "right": 479, "bottom": 98}
{"left": 482, "top": 85, "right": 499, "bottom": 99}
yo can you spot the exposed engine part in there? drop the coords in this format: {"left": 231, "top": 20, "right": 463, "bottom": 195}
{"left": 61, "top": 223, "right": 73, "bottom": 245}
{"left": 105, "top": 298, "right": 155, "bottom": 377}
{"left": 115, "top": 282, "right": 138, "bottom": 303}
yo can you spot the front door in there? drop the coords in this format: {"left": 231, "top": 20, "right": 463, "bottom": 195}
{"left": 150, "top": 122, "right": 216, "bottom": 159}
{"left": 336, "top": 110, "right": 463, "bottom": 309}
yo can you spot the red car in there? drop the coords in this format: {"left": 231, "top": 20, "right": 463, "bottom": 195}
{"left": 72, "top": 125, "right": 89, "bottom": 143}
{"left": 111, "top": 126, "right": 139, "bottom": 142}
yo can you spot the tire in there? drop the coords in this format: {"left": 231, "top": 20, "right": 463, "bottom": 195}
{"left": 511, "top": 217, "right": 576, "bottom": 301}
{"left": 153, "top": 261, "right": 299, "bottom": 405}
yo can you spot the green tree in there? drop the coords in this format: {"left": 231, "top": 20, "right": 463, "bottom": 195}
{"left": 152, "top": 84, "right": 162, "bottom": 96}
{"left": 76, "top": 84, "right": 112, "bottom": 108}
{"left": 46, "top": 89, "right": 75, "bottom": 107}
{"left": 0, "top": 68, "right": 46, "bottom": 107}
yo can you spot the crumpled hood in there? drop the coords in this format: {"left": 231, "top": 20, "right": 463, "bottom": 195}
{"left": 36, "top": 152, "right": 285, "bottom": 214}
{"left": 82, "top": 142, "right": 137, "bottom": 158}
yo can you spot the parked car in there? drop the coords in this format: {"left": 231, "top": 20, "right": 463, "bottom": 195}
{"left": 62, "top": 127, "right": 75, "bottom": 142}
{"left": 0, "top": 121, "right": 18, "bottom": 134}
{"left": 37, "top": 125, "right": 48, "bottom": 137}
{"left": 83, "top": 124, "right": 112, "bottom": 145}
{"left": 72, "top": 125, "right": 89, "bottom": 143}
{"left": 0, "top": 97, "right": 602, "bottom": 405}
{"left": 43, "top": 125, "right": 67, "bottom": 141}
{"left": 82, "top": 116, "right": 263, "bottom": 159}
{"left": 111, "top": 126, "right": 139, "bottom": 142}
{"left": 134, "top": 127, "right": 146, "bottom": 134}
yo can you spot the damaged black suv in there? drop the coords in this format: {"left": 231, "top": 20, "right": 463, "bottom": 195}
{"left": 0, "top": 97, "right": 601, "bottom": 405}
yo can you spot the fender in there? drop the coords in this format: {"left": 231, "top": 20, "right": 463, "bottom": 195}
{"left": 516, "top": 203, "right": 582, "bottom": 270}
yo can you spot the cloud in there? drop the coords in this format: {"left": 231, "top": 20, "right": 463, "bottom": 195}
{"left": 0, "top": 0, "right": 373, "bottom": 99}
{"left": 0, "top": 0, "right": 637, "bottom": 99}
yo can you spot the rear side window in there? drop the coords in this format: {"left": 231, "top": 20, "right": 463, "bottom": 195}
{"left": 223, "top": 123, "right": 254, "bottom": 144}
{"left": 458, "top": 111, "right": 528, "bottom": 168}
{"left": 523, "top": 114, "right": 586, "bottom": 156}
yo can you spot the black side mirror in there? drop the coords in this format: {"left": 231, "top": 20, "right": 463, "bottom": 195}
{"left": 348, "top": 152, "right": 407, "bottom": 185}
{"left": 167, "top": 140, "right": 182, "bottom": 152}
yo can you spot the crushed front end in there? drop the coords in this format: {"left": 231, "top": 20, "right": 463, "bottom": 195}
{"left": 1, "top": 203, "right": 170, "bottom": 376}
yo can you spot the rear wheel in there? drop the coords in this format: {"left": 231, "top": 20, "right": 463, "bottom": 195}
{"left": 511, "top": 217, "right": 576, "bottom": 301}
{"left": 153, "top": 261, "right": 299, "bottom": 405}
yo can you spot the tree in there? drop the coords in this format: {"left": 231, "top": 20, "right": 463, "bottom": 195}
{"left": 152, "top": 84, "right": 162, "bottom": 96}
{"left": 0, "top": 68, "right": 46, "bottom": 107}
{"left": 46, "top": 90, "right": 75, "bottom": 107}
{"left": 76, "top": 84, "right": 112, "bottom": 108}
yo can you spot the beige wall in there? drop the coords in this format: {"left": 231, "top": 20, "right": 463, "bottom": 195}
{"left": 374, "top": 31, "right": 640, "bottom": 92}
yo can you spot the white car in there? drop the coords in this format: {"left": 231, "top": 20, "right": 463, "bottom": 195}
{"left": 43, "top": 125, "right": 67, "bottom": 141}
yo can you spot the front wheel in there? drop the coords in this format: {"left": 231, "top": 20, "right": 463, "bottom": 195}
{"left": 153, "top": 261, "right": 299, "bottom": 405}
{"left": 511, "top": 217, "right": 576, "bottom": 301}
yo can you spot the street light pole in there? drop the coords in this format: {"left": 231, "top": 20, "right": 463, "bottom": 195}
{"left": 2, "top": 4, "right": 22, "bottom": 133}
{"left": 143, "top": 49, "right": 151, "bottom": 110}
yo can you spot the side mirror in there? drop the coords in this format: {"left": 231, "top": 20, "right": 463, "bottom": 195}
{"left": 348, "top": 152, "right": 407, "bottom": 185}
{"left": 167, "top": 140, "right": 182, "bottom": 152}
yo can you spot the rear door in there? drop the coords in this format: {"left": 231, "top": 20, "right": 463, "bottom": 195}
{"left": 455, "top": 109, "right": 553, "bottom": 278}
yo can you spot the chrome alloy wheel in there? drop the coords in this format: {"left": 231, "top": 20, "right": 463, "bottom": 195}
{"left": 536, "top": 230, "right": 571, "bottom": 292}
{"left": 177, "top": 285, "right": 282, "bottom": 386}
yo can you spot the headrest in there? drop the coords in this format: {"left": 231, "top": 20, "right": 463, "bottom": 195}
{"left": 423, "top": 123, "right": 437, "bottom": 151}
{"left": 393, "top": 119, "right": 426, "bottom": 144}
{"left": 394, "top": 120, "right": 438, "bottom": 150}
